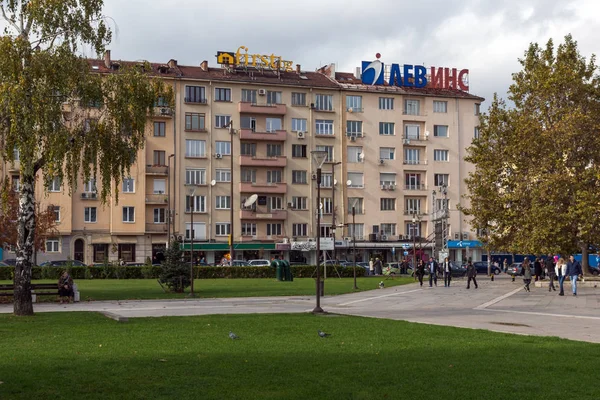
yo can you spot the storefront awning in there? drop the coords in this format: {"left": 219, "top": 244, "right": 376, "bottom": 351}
{"left": 181, "top": 242, "right": 276, "bottom": 251}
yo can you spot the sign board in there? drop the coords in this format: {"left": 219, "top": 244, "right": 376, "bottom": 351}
{"left": 291, "top": 241, "right": 316, "bottom": 252}
{"left": 447, "top": 240, "right": 482, "bottom": 249}
{"left": 403, "top": 251, "right": 409, "bottom": 256}
{"left": 402, "top": 243, "right": 410, "bottom": 249}
{"left": 216, "top": 46, "right": 294, "bottom": 72}
{"left": 320, "top": 237, "right": 334, "bottom": 251}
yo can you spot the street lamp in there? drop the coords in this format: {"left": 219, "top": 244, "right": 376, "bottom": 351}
{"left": 330, "top": 161, "right": 342, "bottom": 265}
{"left": 311, "top": 150, "right": 328, "bottom": 313}
{"left": 189, "top": 188, "right": 196, "bottom": 297}
{"left": 225, "top": 120, "right": 236, "bottom": 266}
{"left": 167, "top": 154, "right": 175, "bottom": 244}
{"left": 352, "top": 201, "right": 358, "bottom": 290}
{"left": 411, "top": 212, "right": 421, "bottom": 272}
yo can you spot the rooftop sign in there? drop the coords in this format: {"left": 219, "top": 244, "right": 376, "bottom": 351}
{"left": 217, "top": 46, "right": 293, "bottom": 72}
{"left": 361, "top": 53, "right": 469, "bottom": 91}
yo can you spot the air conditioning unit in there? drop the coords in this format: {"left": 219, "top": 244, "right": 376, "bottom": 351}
{"left": 81, "top": 193, "right": 88, "bottom": 199}
{"left": 380, "top": 184, "right": 387, "bottom": 190}
{"left": 282, "top": 238, "right": 289, "bottom": 244}
{"left": 454, "top": 233, "right": 460, "bottom": 240}
{"left": 389, "top": 184, "right": 396, "bottom": 190}
{"left": 381, "top": 235, "right": 388, "bottom": 241}
{"left": 462, "top": 232, "right": 469, "bottom": 240}
{"left": 90, "top": 193, "right": 97, "bottom": 199}
{"left": 403, "top": 139, "right": 411, "bottom": 144}
{"left": 350, "top": 136, "right": 356, "bottom": 142}
{"left": 287, "top": 201, "right": 294, "bottom": 209}
{"left": 297, "top": 131, "right": 305, "bottom": 139}
{"left": 379, "top": 159, "right": 385, "bottom": 165}
{"left": 311, "top": 174, "right": 317, "bottom": 180}
{"left": 258, "top": 89, "right": 267, "bottom": 96}
{"left": 160, "top": 108, "right": 172, "bottom": 116}
{"left": 215, "top": 153, "right": 223, "bottom": 159}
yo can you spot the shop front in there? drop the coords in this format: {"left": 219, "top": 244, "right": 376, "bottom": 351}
{"left": 448, "top": 240, "right": 483, "bottom": 263}
{"left": 180, "top": 242, "right": 278, "bottom": 265}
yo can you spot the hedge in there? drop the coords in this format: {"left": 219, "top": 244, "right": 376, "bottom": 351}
{"left": 0, "top": 264, "right": 364, "bottom": 280}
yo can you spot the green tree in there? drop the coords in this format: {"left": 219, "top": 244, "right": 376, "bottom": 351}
{"left": 0, "top": 0, "right": 173, "bottom": 315}
{"left": 159, "top": 241, "right": 190, "bottom": 293}
{"left": 463, "top": 34, "right": 600, "bottom": 275}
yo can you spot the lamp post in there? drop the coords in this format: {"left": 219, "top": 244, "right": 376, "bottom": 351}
{"left": 330, "top": 161, "right": 342, "bottom": 265}
{"left": 225, "top": 120, "right": 236, "bottom": 266}
{"left": 167, "top": 154, "right": 175, "bottom": 244}
{"left": 189, "top": 188, "right": 196, "bottom": 297}
{"left": 352, "top": 205, "right": 358, "bottom": 290}
{"left": 412, "top": 213, "right": 417, "bottom": 276}
{"left": 311, "top": 150, "right": 328, "bottom": 313}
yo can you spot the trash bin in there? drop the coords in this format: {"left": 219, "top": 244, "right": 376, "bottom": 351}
{"left": 282, "top": 260, "right": 293, "bottom": 281}
{"left": 272, "top": 260, "right": 283, "bottom": 281}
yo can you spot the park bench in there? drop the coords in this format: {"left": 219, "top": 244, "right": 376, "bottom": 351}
{"left": 0, "top": 283, "right": 79, "bottom": 302}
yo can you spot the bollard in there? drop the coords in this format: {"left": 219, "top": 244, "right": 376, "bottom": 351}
{"left": 511, "top": 274, "right": 515, "bottom": 282}
{"left": 490, "top": 274, "right": 494, "bottom": 281}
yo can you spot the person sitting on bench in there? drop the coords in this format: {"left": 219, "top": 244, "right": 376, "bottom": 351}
{"left": 58, "top": 271, "right": 74, "bottom": 304}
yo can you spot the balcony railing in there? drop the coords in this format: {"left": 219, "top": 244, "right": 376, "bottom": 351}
{"left": 145, "top": 194, "right": 168, "bottom": 204}
{"left": 403, "top": 135, "right": 428, "bottom": 142}
{"left": 239, "top": 129, "right": 287, "bottom": 141}
{"left": 239, "top": 155, "right": 287, "bottom": 167}
{"left": 240, "top": 182, "right": 287, "bottom": 194}
{"left": 403, "top": 210, "right": 423, "bottom": 215}
{"left": 405, "top": 184, "right": 427, "bottom": 191}
{"left": 403, "top": 109, "right": 428, "bottom": 117}
{"left": 145, "top": 223, "right": 167, "bottom": 233}
{"left": 184, "top": 97, "right": 207, "bottom": 105}
{"left": 403, "top": 159, "right": 428, "bottom": 165}
{"left": 238, "top": 102, "right": 287, "bottom": 115}
{"left": 146, "top": 165, "right": 168, "bottom": 175}
{"left": 240, "top": 209, "right": 288, "bottom": 220}
{"left": 80, "top": 192, "right": 98, "bottom": 200}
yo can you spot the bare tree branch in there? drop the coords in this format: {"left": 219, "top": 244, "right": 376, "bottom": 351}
{"left": 0, "top": 5, "right": 21, "bottom": 34}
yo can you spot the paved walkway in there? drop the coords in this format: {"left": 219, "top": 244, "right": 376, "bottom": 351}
{"left": 2, "top": 276, "right": 599, "bottom": 343}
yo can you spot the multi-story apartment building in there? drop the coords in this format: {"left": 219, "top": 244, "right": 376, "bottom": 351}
{"left": 0, "top": 48, "right": 484, "bottom": 265}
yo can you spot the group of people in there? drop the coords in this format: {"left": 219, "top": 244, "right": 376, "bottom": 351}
{"left": 412, "top": 257, "right": 476, "bottom": 289}
{"left": 521, "top": 254, "right": 582, "bottom": 296}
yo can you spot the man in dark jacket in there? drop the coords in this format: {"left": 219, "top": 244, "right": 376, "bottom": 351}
{"left": 545, "top": 254, "right": 556, "bottom": 292}
{"left": 466, "top": 260, "right": 478, "bottom": 289}
{"left": 566, "top": 255, "right": 582, "bottom": 296}
{"left": 428, "top": 257, "right": 438, "bottom": 287}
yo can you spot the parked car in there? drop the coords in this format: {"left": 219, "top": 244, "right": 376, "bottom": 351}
{"left": 2, "top": 259, "right": 17, "bottom": 266}
{"left": 506, "top": 262, "right": 522, "bottom": 276}
{"left": 470, "top": 261, "right": 502, "bottom": 275}
{"left": 343, "top": 262, "right": 370, "bottom": 276}
{"left": 39, "top": 260, "right": 87, "bottom": 267}
{"left": 248, "top": 259, "right": 271, "bottom": 267}
{"left": 229, "top": 260, "right": 250, "bottom": 267}
{"left": 449, "top": 263, "right": 468, "bottom": 277}
{"left": 320, "top": 260, "right": 348, "bottom": 267}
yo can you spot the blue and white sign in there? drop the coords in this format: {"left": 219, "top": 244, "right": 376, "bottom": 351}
{"left": 361, "top": 54, "right": 427, "bottom": 88}
{"left": 402, "top": 243, "right": 410, "bottom": 249}
{"left": 448, "top": 240, "right": 482, "bottom": 249}
{"left": 403, "top": 251, "right": 409, "bottom": 256}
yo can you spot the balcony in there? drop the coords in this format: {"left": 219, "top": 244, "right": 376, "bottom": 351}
{"left": 403, "top": 159, "right": 428, "bottom": 166}
{"left": 380, "top": 184, "right": 397, "bottom": 191}
{"left": 403, "top": 210, "right": 423, "bottom": 215}
{"left": 146, "top": 165, "right": 168, "bottom": 175}
{"left": 240, "top": 209, "right": 288, "bottom": 220}
{"left": 402, "top": 110, "right": 428, "bottom": 120}
{"left": 239, "top": 129, "right": 287, "bottom": 141}
{"left": 240, "top": 235, "right": 283, "bottom": 242}
{"left": 238, "top": 102, "right": 287, "bottom": 115}
{"left": 240, "top": 182, "right": 287, "bottom": 194}
{"left": 153, "top": 107, "right": 173, "bottom": 118}
{"left": 402, "top": 135, "right": 428, "bottom": 144}
{"left": 80, "top": 192, "right": 99, "bottom": 200}
{"left": 184, "top": 97, "right": 207, "bottom": 105}
{"left": 145, "top": 223, "right": 167, "bottom": 233}
{"left": 239, "top": 155, "right": 287, "bottom": 168}
{"left": 404, "top": 184, "right": 427, "bottom": 191}
{"left": 145, "top": 193, "right": 168, "bottom": 204}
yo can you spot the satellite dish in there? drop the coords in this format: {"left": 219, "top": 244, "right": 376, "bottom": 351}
{"left": 210, "top": 180, "right": 216, "bottom": 186}
{"left": 333, "top": 179, "right": 338, "bottom": 185}
{"left": 348, "top": 107, "right": 353, "bottom": 113}
{"left": 425, "top": 131, "right": 430, "bottom": 137}
{"left": 346, "top": 180, "right": 352, "bottom": 186}
{"left": 244, "top": 194, "right": 258, "bottom": 208}
{"left": 359, "top": 153, "right": 365, "bottom": 160}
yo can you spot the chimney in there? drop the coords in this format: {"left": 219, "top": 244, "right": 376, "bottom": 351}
{"left": 354, "top": 67, "right": 361, "bottom": 80}
{"left": 296, "top": 64, "right": 301, "bottom": 74}
{"left": 103, "top": 49, "right": 111, "bottom": 69}
{"left": 168, "top": 59, "right": 178, "bottom": 68}
{"left": 200, "top": 60, "right": 208, "bottom": 71}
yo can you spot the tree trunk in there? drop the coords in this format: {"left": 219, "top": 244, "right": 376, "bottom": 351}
{"left": 581, "top": 244, "right": 590, "bottom": 277}
{"left": 13, "top": 174, "right": 36, "bottom": 316}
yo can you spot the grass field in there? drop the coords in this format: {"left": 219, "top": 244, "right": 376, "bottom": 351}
{"left": 1, "top": 312, "right": 598, "bottom": 400}
{"left": 0, "top": 277, "right": 414, "bottom": 301}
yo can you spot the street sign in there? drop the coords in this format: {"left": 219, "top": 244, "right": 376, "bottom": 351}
{"left": 402, "top": 243, "right": 410, "bottom": 249}
{"left": 403, "top": 251, "right": 409, "bottom": 256}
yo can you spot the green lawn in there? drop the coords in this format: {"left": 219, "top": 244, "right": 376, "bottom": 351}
{"left": 0, "top": 277, "right": 414, "bottom": 301}
{"left": 0, "top": 313, "right": 597, "bottom": 400}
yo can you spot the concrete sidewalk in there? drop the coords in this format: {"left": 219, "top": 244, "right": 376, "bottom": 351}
{"left": 1, "top": 276, "right": 599, "bottom": 343}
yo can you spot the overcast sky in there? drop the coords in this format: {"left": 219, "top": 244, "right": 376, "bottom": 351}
{"left": 96, "top": 0, "right": 599, "bottom": 107}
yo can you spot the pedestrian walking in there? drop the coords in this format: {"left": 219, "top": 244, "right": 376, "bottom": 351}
{"left": 534, "top": 257, "right": 542, "bottom": 281}
{"left": 503, "top": 258, "right": 509, "bottom": 273}
{"left": 555, "top": 257, "right": 567, "bottom": 296}
{"left": 374, "top": 258, "right": 383, "bottom": 275}
{"left": 416, "top": 259, "right": 425, "bottom": 287}
{"left": 428, "top": 257, "right": 438, "bottom": 287}
{"left": 466, "top": 260, "right": 478, "bottom": 289}
{"left": 566, "top": 255, "right": 582, "bottom": 296}
{"left": 369, "top": 258, "right": 374, "bottom": 276}
{"left": 545, "top": 254, "right": 556, "bottom": 292}
{"left": 442, "top": 257, "right": 452, "bottom": 287}
{"left": 522, "top": 258, "right": 532, "bottom": 292}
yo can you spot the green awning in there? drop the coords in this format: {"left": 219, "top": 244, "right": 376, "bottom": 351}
{"left": 181, "top": 242, "right": 276, "bottom": 251}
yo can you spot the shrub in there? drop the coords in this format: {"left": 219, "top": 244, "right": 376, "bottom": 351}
{"left": 159, "top": 241, "right": 190, "bottom": 292}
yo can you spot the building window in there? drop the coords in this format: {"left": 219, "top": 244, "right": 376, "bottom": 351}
{"left": 380, "top": 198, "right": 396, "bottom": 211}
{"left": 185, "top": 140, "right": 206, "bottom": 158}
{"left": 185, "top": 85, "right": 206, "bottom": 103}
{"left": 153, "top": 150, "right": 166, "bottom": 166}
{"left": 215, "top": 88, "right": 231, "bottom": 102}
{"left": 292, "top": 170, "right": 307, "bottom": 184}
{"left": 215, "top": 196, "right": 231, "bottom": 210}
{"left": 405, "top": 174, "right": 422, "bottom": 190}
{"left": 215, "top": 115, "right": 231, "bottom": 128}
{"left": 266, "top": 91, "right": 282, "bottom": 105}
{"left": 291, "top": 92, "right": 306, "bottom": 106}
{"left": 407, "top": 222, "right": 421, "bottom": 238}
{"left": 153, "top": 179, "right": 166, "bottom": 194}
{"left": 266, "top": 118, "right": 282, "bottom": 132}
{"left": 84, "top": 207, "right": 97, "bottom": 223}
{"left": 434, "top": 174, "right": 449, "bottom": 187}
{"left": 475, "top": 103, "right": 481, "bottom": 116}
{"left": 379, "top": 97, "right": 394, "bottom": 110}
{"left": 267, "top": 223, "right": 282, "bottom": 236}
{"left": 186, "top": 223, "right": 206, "bottom": 240}
{"left": 379, "top": 147, "right": 395, "bottom": 160}
{"left": 240, "top": 143, "right": 257, "bottom": 156}
{"left": 46, "top": 238, "right": 59, "bottom": 253}
{"left": 215, "top": 141, "right": 231, "bottom": 156}
{"left": 292, "top": 223, "right": 308, "bottom": 237}
{"left": 315, "top": 94, "right": 333, "bottom": 111}
{"left": 241, "top": 223, "right": 257, "bottom": 236}
{"left": 83, "top": 179, "right": 96, "bottom": 193}
{"left": 292, "top": 144, "right": 307, "bottom": 158}
{"left": 347, "top": 172, "right": 364, "bottom": 188}
{"left": 153, "top": 121, "right": 166, "bottom": 137}
{"left": 240, "top": 116, "right": 256, "bottom": 131}
{"left": 215, "top": 169, "right": 231, "bottom": 182}
{"left": 122, "top": 177, "right": 135, "bottom": 193}
{"left": 348, "top": 223, "right": 364, "bottom": 239}
{"left": 316, "top": 145, "right": 334, "bottom": 162}
{"left": 185, "top": 113, "right": 206, "bottom": 131}
{"left": 267, "top": 170, "right": 282, "bottom": 183}
{"left": 379, "top": 122, "right": 395, "bottom": 136}
{"left": 348, "top": 197, "right": 363, "bottom": 214}
{"left": 269, "top": 196, "right": 283, "bottom": 210}
{"left": 405, "top": 124, "right": 420, "bottom": 140}
{"left": 474, "top": 127, "right": 480, "bottom": 139}
{"left": 154, "top": 208, "right": 166, "bottom": 223}
{"left": 320, "top": 225, "right": 332, "bottom": 238}
{"left": 186, "top": 195, "right": 207, "bottom": 213}
{"left": 186, "top": 169, "right": 206, "bottom": 185}
{"left": 13, "top": 147, "right": 20, "bottom": 160}
{"left": 346, "top": 95, "right": 362, "bottom": 112}
{"left": 316, "top": 119, "right": 334, "bottom": 135}
{"left": 380, "top": 173, "right": 396, "bottom": 186}
{"left": 291, "top": 196, "right": 308, "bottom": 210}
{"left": 347, "top": 146, "right": 363, "bottom": 163}
{"left": 48, "top": 176, "right": 61, "bottom": 192}
{"left": 216, "top": 223, "right": 231, "bottom": 236}
{"left": 346, "top": 120, "right": 362, "bottom": 136}
{"left": 118, "top": 244, "right": 136, "bottom": 262}
{"left": 241, "top": 89, "right": 257, "bottom": 103}
{"left": 320, "top": 173, "right": 333, "bottom": 188}
{"left": 434, "top": 149, "right": 449, "bottom": 162}
{"left": 406, "top": 198, "right": 421, "bottom": 214}
{"left": 380, "top": 223, "right": 396, "bottom": 236}
{"left": 11, "top": 175, "right": 20, "bottom": 192}
{"left": 240, "top": 169, "right": 256, "bottom": 183}
{"left": 51, "top": 206, "right": 60, "bottom": 222}
{"left": 433, "top": 101, "right": 448, "bottom": 113}
{"left": 93, "top": 244, "right": 108, "bottom": 263}
{"left": 267, "top": 144, "right": 282, "bottom": 157}
{"left": 434, "top": 125, "right": 448, "bottom": 137}
{"left": 291, "top": 118, "right": 307, "bottom": 132}
{"left": 404, "top": 148, "right": 420, "bottom": 164}
{"left": 404, "top": 99, "right": 420, "bottom": 115}
{"left": 436, "top": 199, "right": 450, "bottom": 211}
{"left": 122, "top": 206, "right": 135, "bottom": 222}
